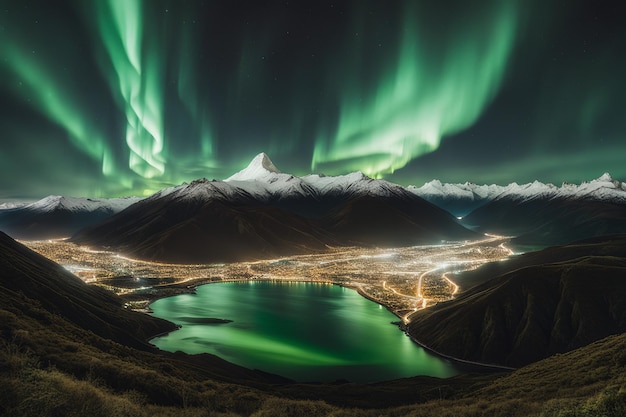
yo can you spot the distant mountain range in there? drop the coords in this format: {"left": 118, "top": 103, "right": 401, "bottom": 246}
{"left": 2, "top": 153, "right": 625, "bottom": 259}
{"left": 459, "top": 174, "right": 626, "bottom": 248}
{"left": 409, "top": 172, "right": 626, "bottom": 217}
{"left": 0, "top": 195, "right": 141, "bottom": 239}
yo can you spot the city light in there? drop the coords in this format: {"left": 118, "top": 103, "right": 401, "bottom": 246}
{"left": 23, "top": 234, "right": 512, "bottom": 319}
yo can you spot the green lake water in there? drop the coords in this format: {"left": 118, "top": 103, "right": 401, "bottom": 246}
{"left": 150, "top": 281, "right": 460, "bottom": 382}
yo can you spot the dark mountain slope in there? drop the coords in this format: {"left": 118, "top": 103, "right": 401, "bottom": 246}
{"left": 463, "top": 196, "right": 626, "bottom": 249}
{"left": 73, "top": 179, "right": 475, "bottom": 264}
{"left": 453, "top": 331, "right": 626, "bottom": 416}
{"left": 407, "top": 235, "right": 626, "bottom": 368}
{"left": 456, "top": 233, "right": 626, "bottom": 290}
{"left": 323, "top": 194, "right": 475, "bottom": 247}
{"left": 72, "top": 189, "right": 337, "bottom": 264}
{"left": 0, "top": 231, "right": 173, "bottom": 348}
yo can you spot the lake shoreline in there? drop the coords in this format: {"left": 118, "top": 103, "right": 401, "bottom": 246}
{"left": 148, "top": 280, "right": 463, "bottom": 383}
{"left": 144, "top": 278, "right": 513, "bottom": 375}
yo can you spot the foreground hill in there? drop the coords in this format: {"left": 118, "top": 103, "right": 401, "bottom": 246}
{"left": 407, "top": 234, "right": 626, "bottom": 368}
{"left": 2, "top": 232, "right": 626, "bottom": 416}
{"left": 0, "top": 231, "right": 173, "bottom": 349}
{"left": 72, "top": 154, "right": 474, "bottom": 263}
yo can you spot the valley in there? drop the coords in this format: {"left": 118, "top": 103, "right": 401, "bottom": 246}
{"left": 23, "top": 235, "right": 512, "bottom": 320}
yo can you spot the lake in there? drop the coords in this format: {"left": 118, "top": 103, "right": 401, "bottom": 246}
{"left": 150, "top": 281, "right": 460, "bottom": 382}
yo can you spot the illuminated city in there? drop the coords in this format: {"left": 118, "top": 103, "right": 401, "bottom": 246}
{"left": 24, "top": 235, "right": 513, "bottom": 322}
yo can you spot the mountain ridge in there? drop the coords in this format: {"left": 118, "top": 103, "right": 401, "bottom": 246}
{"left": 71, "top": 154, "right": 475, "bottom": 263}
{"left": 409, "top": 172, "right": 626, "bottom": 216}
{"left": 0, "top": 195, "right": 142, "bottom": 239}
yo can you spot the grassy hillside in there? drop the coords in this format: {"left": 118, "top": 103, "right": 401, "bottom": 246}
{"left": 3, "top": 296, "right": 626, "bottom": 416}
{"left": 0, "top": 231, "right": 176, "bottom": 348}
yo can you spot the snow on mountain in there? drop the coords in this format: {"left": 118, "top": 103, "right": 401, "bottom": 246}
{"left": 165, "top": 154, "right": 626, "bottom": 214}
{"left": 410, "top": 174, "right": 626, "bottom": 206}
{"left": 409, "top": 179, "right": 562, "bottom": 203}
{"left": 0, "top": 195, "right": 144, "bottom": 239}
{"left": 166, "top": 178, "right": 257, "bottom": 203}
{"left": 24, "top": 195, "right": 143, "bottom": 214}
{"left": 0, "top": 201, "right": 31, "bottom": 210}
{"left": 225, "top": 152, "right": 281, "bottom": 181}
{"left": 222, "top": 153, "right": 412, "bottom": 202}
{"left": 489, "top": 174, "right": 626, "bottom": 203}
{"left": 301, "top": 172, "right": 409, "bottom": 198}
{"left": 8, "top": 154, "right": 623, "bottom": 222}
{"left": 224, "top": 153, "right": 318, "bottom": 200}
{"left": 559, "top": 173, "right": 626, "bottom": 202}
{"left": 408, "top": 180, "right": 504, "bottom": 202}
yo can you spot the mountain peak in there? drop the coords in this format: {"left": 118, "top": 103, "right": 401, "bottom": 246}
{"left": 595, "top": 172, "right": 613, "bottom": 182}
{"left": 225, "top": 153, "right": 282, "bottom": 181}
{"left": 254, "top": 153, "right": 280, "bottom": 173}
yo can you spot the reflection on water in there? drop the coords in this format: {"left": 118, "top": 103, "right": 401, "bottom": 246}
{"left": 150, "top": 281, "right": 460, "bottom": 383}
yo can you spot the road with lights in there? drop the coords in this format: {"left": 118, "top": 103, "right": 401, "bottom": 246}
{"left": 24, "top": 235, "right": 513, "bottom": 319}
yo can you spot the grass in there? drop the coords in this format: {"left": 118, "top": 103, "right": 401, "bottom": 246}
{"left": 3, "top": 321, "right": 626, "bottom": 416}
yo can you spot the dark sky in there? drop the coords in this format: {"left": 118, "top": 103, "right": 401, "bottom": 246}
{"left": 1, "top": 0, "right": 625, "bottom": 199}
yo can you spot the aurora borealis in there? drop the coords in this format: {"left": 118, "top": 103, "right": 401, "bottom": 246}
{"left": 1, "top": 0, "right": 625, "bottom": 199}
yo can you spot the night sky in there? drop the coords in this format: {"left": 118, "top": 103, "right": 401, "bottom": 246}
{"left": 1, "top": 0, "right": 625, "bottom": 199}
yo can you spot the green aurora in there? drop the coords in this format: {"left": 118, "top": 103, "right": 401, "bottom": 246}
{"left": 0, "top": 0, "right": 624, "bottom": 199}
{"left": 312, "top": 1, "right": 518, "bottom": 177}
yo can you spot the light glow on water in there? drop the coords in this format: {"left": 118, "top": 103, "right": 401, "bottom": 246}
{"left": 150, "top": 281, "right": 460, "bottom": 382}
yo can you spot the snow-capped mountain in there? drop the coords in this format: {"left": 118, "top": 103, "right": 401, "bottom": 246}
{"left": 0, "top": 195, "right": 142, "bottom": 240}
{"left": 141, "top": 152, "right": 431, "bottom": 219}
{"left": 407, "top": 181, "right": 504, "bottom": 217}
{"left": 225, "top": 152, "right": 282, "bottom": 182}
{"left": 458, "top": 174, "right": 626, "bottom": 249}
{"left": 554, "top": 173, "right": 626, "bottom": 202}
{"left": 224, "top": 153, "right": 318, "bottom": 203}
{"left": 409, "top": 173, "right": 626, "bottom": 217}
{"left": 72, "top": 153, "right": 475, "bottom": 263}
{"left": 302, "top": 171, "right": 410, "bottom": 199}
{"left": 226, "top": 152, "right": 413, "bottom": 199}
{"left": 25, "top": 195, "right": 142, "bottom": 214}
{"left": 223, "top": 152, "right": 412, "bottom": 207}
{"left": 480, "top": 173, "right": 626, "bottom": 203}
